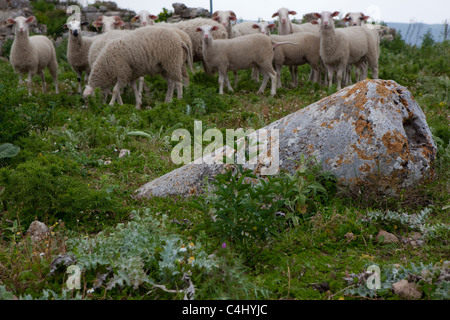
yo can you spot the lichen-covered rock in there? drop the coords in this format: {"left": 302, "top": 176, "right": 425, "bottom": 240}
{"left": 26, "top": 221, "right": 49, "bottom": 242}
{"left": 135, "top": 80, "right": 436, "bottom": 199}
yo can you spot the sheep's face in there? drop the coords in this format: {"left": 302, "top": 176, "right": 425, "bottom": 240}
{"left": 83, "top": 86, "right": 93, "bottom": 98}
{"left": 212, "top": 10, "right": 237, "bottom": 28}
{"left": 196, "top": 25, "right": 219, "bottom": 42}
{"left": 64, "top": 20, "right": 89, "bottom": 37}
{"left": 313, "top": 11, "right": 339, "bottom": 29}
{"left": 252, "top": 22, "right": 275, "bottom": 35}
{"left": 7, "top": 16, "right": 35, "bottom": 34}
{"left": 132, "top": 10, "right": 158, "bottom": 27}
{"left": 272, "top": 8, "right": 296, "bottom": 25}
{"left": 344, "top": 12, "right": 370, "bottom": 27}
{"left": 93, "top": 16, "right": 125, "bottom": 33}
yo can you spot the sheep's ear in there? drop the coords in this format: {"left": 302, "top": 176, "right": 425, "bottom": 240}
{"left": 312, "top": 13, "right": 321, "bottom": 19}
{"left": 252, "top": 24, "right": 260, "bottom": 29}
{"left": 268, "top": 23, "right": 276, "bottom": 29}
{"left": 195, "top": 27, "right": 202, "bottom": 32}
{"left": 212, "top": 11, "right": 219, "bottom": 20}
{"left": 361, "top": 15, "right": 370, "bottom": 21}
{"left": 26, "top": 16, "right": 36, "bottom": 24}
{"left": 288, "top": 11, "right": 297, "bottom": 16}
{"left": 229, "top": 11, "right": 237, "bottom": 21}
{"left": 343, "top": 17, "right": 350, "bottom": 22}
{"left": 131, "top": 15, "right": 140, "bottom": 23}
{"left": 272, "top": 12, "right": 279, "bottom": 18}
{"left": 114, "top": 16, "right": 125, "bottom": 27}
{"left": 311, "top": 20, "right": 319, "bottom": 25}
{"left": 63, "top": 24, "right": 68, "bottom": 29}
{"left": 150, "top": 15, "right": 158, "bottom": 20}
{"left": 6, "top": 18, "right": 16, "bottom": 25}
{"left": 211, "top": 25, "right": 219, "bottom": 31}
{"left": 92, "top": 21, "right": 103, "bottom": 28}
{"left": 331, "top": 11, "right": 340, "bottom": 17}
{"left": 81, "top": 21, "right": 90, "bottom": 26}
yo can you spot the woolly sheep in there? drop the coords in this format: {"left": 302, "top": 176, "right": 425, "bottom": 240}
{"left": 232, "top": 21, "right": 276, "bottom": 37}
{"left": 196, "top": 25, "right": 289, "bottom": 96}
{"left": 270, "top": 32, "right": 321, "bottom": 88}
{"left": 83, "top": 27, "right": 187, "bottom": 109}
{"left": 311, "top": 11, "right": 379, "bottom": 90}
{"left": 6, "top": 16, "right": 58, "bottom": 95}
{"left": 343, "top": 12, "right": 370, "bottom": 27}
{"left": 212, "top": 10, "right": 237, "bottom": 39}
{"left": 272, "top": 7, "right": 297, "bottom": 35}
{"left": 92, "top": 15, "right": 125, "bottom": 33}
{"left": 162, "top": 18, "right": 228, "bottom": 75}
{"left": 64, "top": 20, "right": 95, "bottom": 94}
{"left": 131, "top": 10, "right": 158, "bottom": 26}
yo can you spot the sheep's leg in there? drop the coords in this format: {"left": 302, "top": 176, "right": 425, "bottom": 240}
{"left": 177, "top": 81, "right": 183, "bottom": 99}
{"left": 269, "top": 71, "right": 278, "bottom": 97}
{"left": 109, "top": 82, "right": 123, "bottom": 105}
{"left": 39, "top": 71, "right": 47, "bottom": 94}
{"left": 275, "top": 64, "right": 282, "bottom": 88}
{"left": 182, "top": 66, "right": 190, "bottom": 87}
{"left": 27, "top": 73, "right": 33, "bottom": 96}
{"left": 251, "top": 68, "right": 260, "bottom": 82}
{"left": 326, "top": 65, "right": 334, "bottom": 89}
{"left": 76, "top": 71, "right": 82, "bottom": 94}
{"left": 225, "top": 73, "right": 234, "bottom": 93}
{"left": 336, "top": 65, "right": 346, "bottom": 91}
{"left": 257, "top": 73, "right": 269, "bottom": 95}
{"left": 218, "top": 71, "right": 225, "bottom": 95}
{"left": 131, "top": 80, "right": 142, "bottom": 110}
{"left": 165, "top": 80, "right": 175, "bottom": 102}
{"left": 233, "top": 71, "right": 238, "bottom": 88}
{"left": 290, "top": 66, "right": 298, "bottom": 87}
{"left": 138, "top": 77, "right": 145, "bottom": 97}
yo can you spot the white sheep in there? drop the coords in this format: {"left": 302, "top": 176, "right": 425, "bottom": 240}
{"left": 343, "top": 12, "right": 370, "bottom": 27}
{"left": 196, "top": 25, "right": 289, "bottom": 96}
{"left": 272, "top": 7, "right": 297, "bottom": 35}
{"left": 270, "top": 32, "right": 321, "bottom": 88}
{"left": 6, "top": 16, "right": 58, "bottom": 95}
{"left": 311, "top": 11, "right": 379, "bottom": 91}
{"left": 161, "top": 18, "right": 228, "bottom": 75}
{"left": 83, "top": 27, "right": 187, "bottom": 109}
{"left": 64, "top": 20, "right": 95, "bottom": 94}
{"left": 131, "top": 10, "right": 158, "bottom": 26}
{"left": 92, "top": 15, "right": 125, "bottom": 33}
{"left": 212, "top": 10, "right": 237, "bottom": 39}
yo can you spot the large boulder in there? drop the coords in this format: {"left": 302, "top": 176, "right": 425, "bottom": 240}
{"left": 135, "top": 80, "right": 436, "bottom": 199}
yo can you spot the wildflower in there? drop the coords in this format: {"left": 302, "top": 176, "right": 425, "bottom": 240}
{"left": 84, "top": 235, "right": 88, "bottom": 238}
{"left": 188, "top": 257, "right": 195, "bottom": 264}
{"left": 188, "top": 242, "right": 195, "bottom": 249}
{"left": 179, "top": 245, "right": 187, "bottom": 252}
{"left": 51, "top": 232, "right": 55, "bottom": 236}
{"left": 16, "top": 232, "right": 21, "bottom": 235}
{"left": 222, "top": 243, "right": 227, "bottom": 248}
{"left": 87, "top": 288, "right": 94, "bottom": 294}
{"left": 252, "top": 226, "right": 258, "bottom": 231}
{"left": 39, "top": 253, "right": 44, "bottom": 257}
{"left": 339, "top": 297, "right": 345, "bottom": 300}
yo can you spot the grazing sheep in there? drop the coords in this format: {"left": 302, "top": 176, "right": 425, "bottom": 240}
{"left": 162, "top": 18, "right": 228, "bottom": 75}
{"left": 196, "top": 25, "right": 288, "bottom": 96}
{"left": 312, "top": 11, "right": 379, "bottom": 91}
{"left": 64, "top": 20, "right": 95, "bottom": 94}
{"left": 131, "top": 10, "right": 158, "bottom": 26}
{"left": 83, "top": 27, "right": 187, "bottom": 109}
{"left": 6, "top": 16, "right": 58, "bottom": 95}
{"left": 92, "top": 16, "right": 125, "bottom": 33}
{"left": 270, "top": 32, "right": 321, "bottom": 88}
{"left": 212, "top": 10, "right": 237, "bottom": 39}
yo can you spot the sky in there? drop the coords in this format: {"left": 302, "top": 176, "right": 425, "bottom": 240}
{"left": 83, "top": 0, "right": 449, "bottom": 24}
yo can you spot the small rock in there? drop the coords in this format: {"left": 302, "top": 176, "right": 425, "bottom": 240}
{"left": 392, "top": 280, "right": 422, "bottom": 300}
{"left": 26, "top": 221, "right": 49, "bottom": 242}
{"left": 376, "top": 230, "right": 399, "bottom": 244}
{"left": 119, "top": 149, "right": 130, "bottom": 158}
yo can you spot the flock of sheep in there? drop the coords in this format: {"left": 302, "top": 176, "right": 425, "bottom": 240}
{"left": 5, "top": 7, "right": 380, "bottom": 109}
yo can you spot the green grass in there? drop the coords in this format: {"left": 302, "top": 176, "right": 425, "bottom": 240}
{"left": 0, "top": 33, "right": 448, "bottom": 300}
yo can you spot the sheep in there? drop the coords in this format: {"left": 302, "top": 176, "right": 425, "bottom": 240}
{"left": 196, "top": 25, "right": 291, "bottom": 97}
{"left": 6, "top": 16, "right": 58, "bottom": 95}
{"left": 311, "top": 11, "right": 379, "bottom": 91}
{"left": 64, "top": 20, "right": 96, "bottom": 94}
{"left": 131, "top": 10, "right": 158, "bottom": 26}
{"left": 83, "top": 27, "right": 187, "bottom": 109}
{"left": 343, "top": 12, "right": 370, "bottom": 27}
{"left": 272, "top": 7, "right": 297, "bottom": 35}
{"left": 160, "top": 18, "right": 228, "bottom": 75}
{"left": 211, "top": 10, "right": 237, "bottom": 39}
{"left": 92, "top": 15, "right": 125, "bottom": 33}
{"left": 270, "top": 32, "right": 321, "bottom": 88}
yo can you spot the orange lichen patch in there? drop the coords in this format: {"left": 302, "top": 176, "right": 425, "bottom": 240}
{"left": 420, "top": 145, "right": 435, "bottom": 161}
{"left": 351, "top": 144, "right": 376, "bottom": 161}
{"left": 307, "top": 144, "right": 314, "bottom": 151}
{"left": 293, "top": 128, "right": 298, "bottom": 134}
{"left": 381, "top": 130, "right": 410, "bottom": 162}
{"left": 359, "top": 163, "right": 372, "bottom": 173}
{"left": 339, "top": 81, "right": 370, "bottom": 111}
{"left": 354, "top": 118, "right": 374, "bottom": 142}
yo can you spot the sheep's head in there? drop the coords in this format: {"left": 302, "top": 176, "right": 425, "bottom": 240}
{"left": 83, "top": 85, "right": 94, "bottom": 98}
{"left": 92, "top": 16, "right": 125, "bottom": 33}
{"left": 7, "top": 16, "right": 35, "bottom": 34}
{"left": 343, "top": 12, "right": 370, "bottom": 27}
{"left": 196, "top": 25, "right": 219, "bottom": 42}
{"left": 312, "top": 11, "right": 339, "bottom": 29}
{"left": 212, "top": 10, "right": 237, "bottom": 28}
{"left": 252, "top": 22, "right": 276, "bottom": 35}
{"left": 63, "top": 20, "right": 90, "bottom": 37}
{"left": 272, "top": 8, "right": 296, "bottom": 25}
{"left": 132, "top": 10, "right": 158, "bottom": 27}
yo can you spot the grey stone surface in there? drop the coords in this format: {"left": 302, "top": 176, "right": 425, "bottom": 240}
{"left": 26, "top": 221, "right": 49, "bottom": 242}
{"left": 392, "top": 280, "right": 422, "bottom": 300}
{"left": 135, "top": 79, "right": 437, "bottom": 199}
{"left": 376, "top": 230, "right": 399, "bottom": 244}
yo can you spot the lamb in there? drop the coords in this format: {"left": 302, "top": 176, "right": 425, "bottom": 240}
{"left": 92, "top": 16, "right": 125, "bottom": 33}
{"left": 64, "top": 20, "right": 95, "bottom": 94}
{"left": 311, "top": 11, "right": 379, "bottom": 91}
{"left": 161, "top": 18, "right": 228, "bottom": 75}
{"left": 131, "top": 10, "right": 158, "bottom": 26}
{"left": 196, "top": 25, "right": 286, "bottom": 96}
{"left": 270, "top": 32, "right": 321, "bottom": 88}
{"left": 212, "top": 10, "right": 237, "bottom": 39}
{"left": 83, "top": 27, "right": 187, "bottom": 109}
{"left": 6, "top": 16, "right": 58, "bottom": 95}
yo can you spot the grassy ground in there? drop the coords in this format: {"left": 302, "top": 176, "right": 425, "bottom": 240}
{"left": 0, "top": 34, "right": 448, "bottom": 300}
